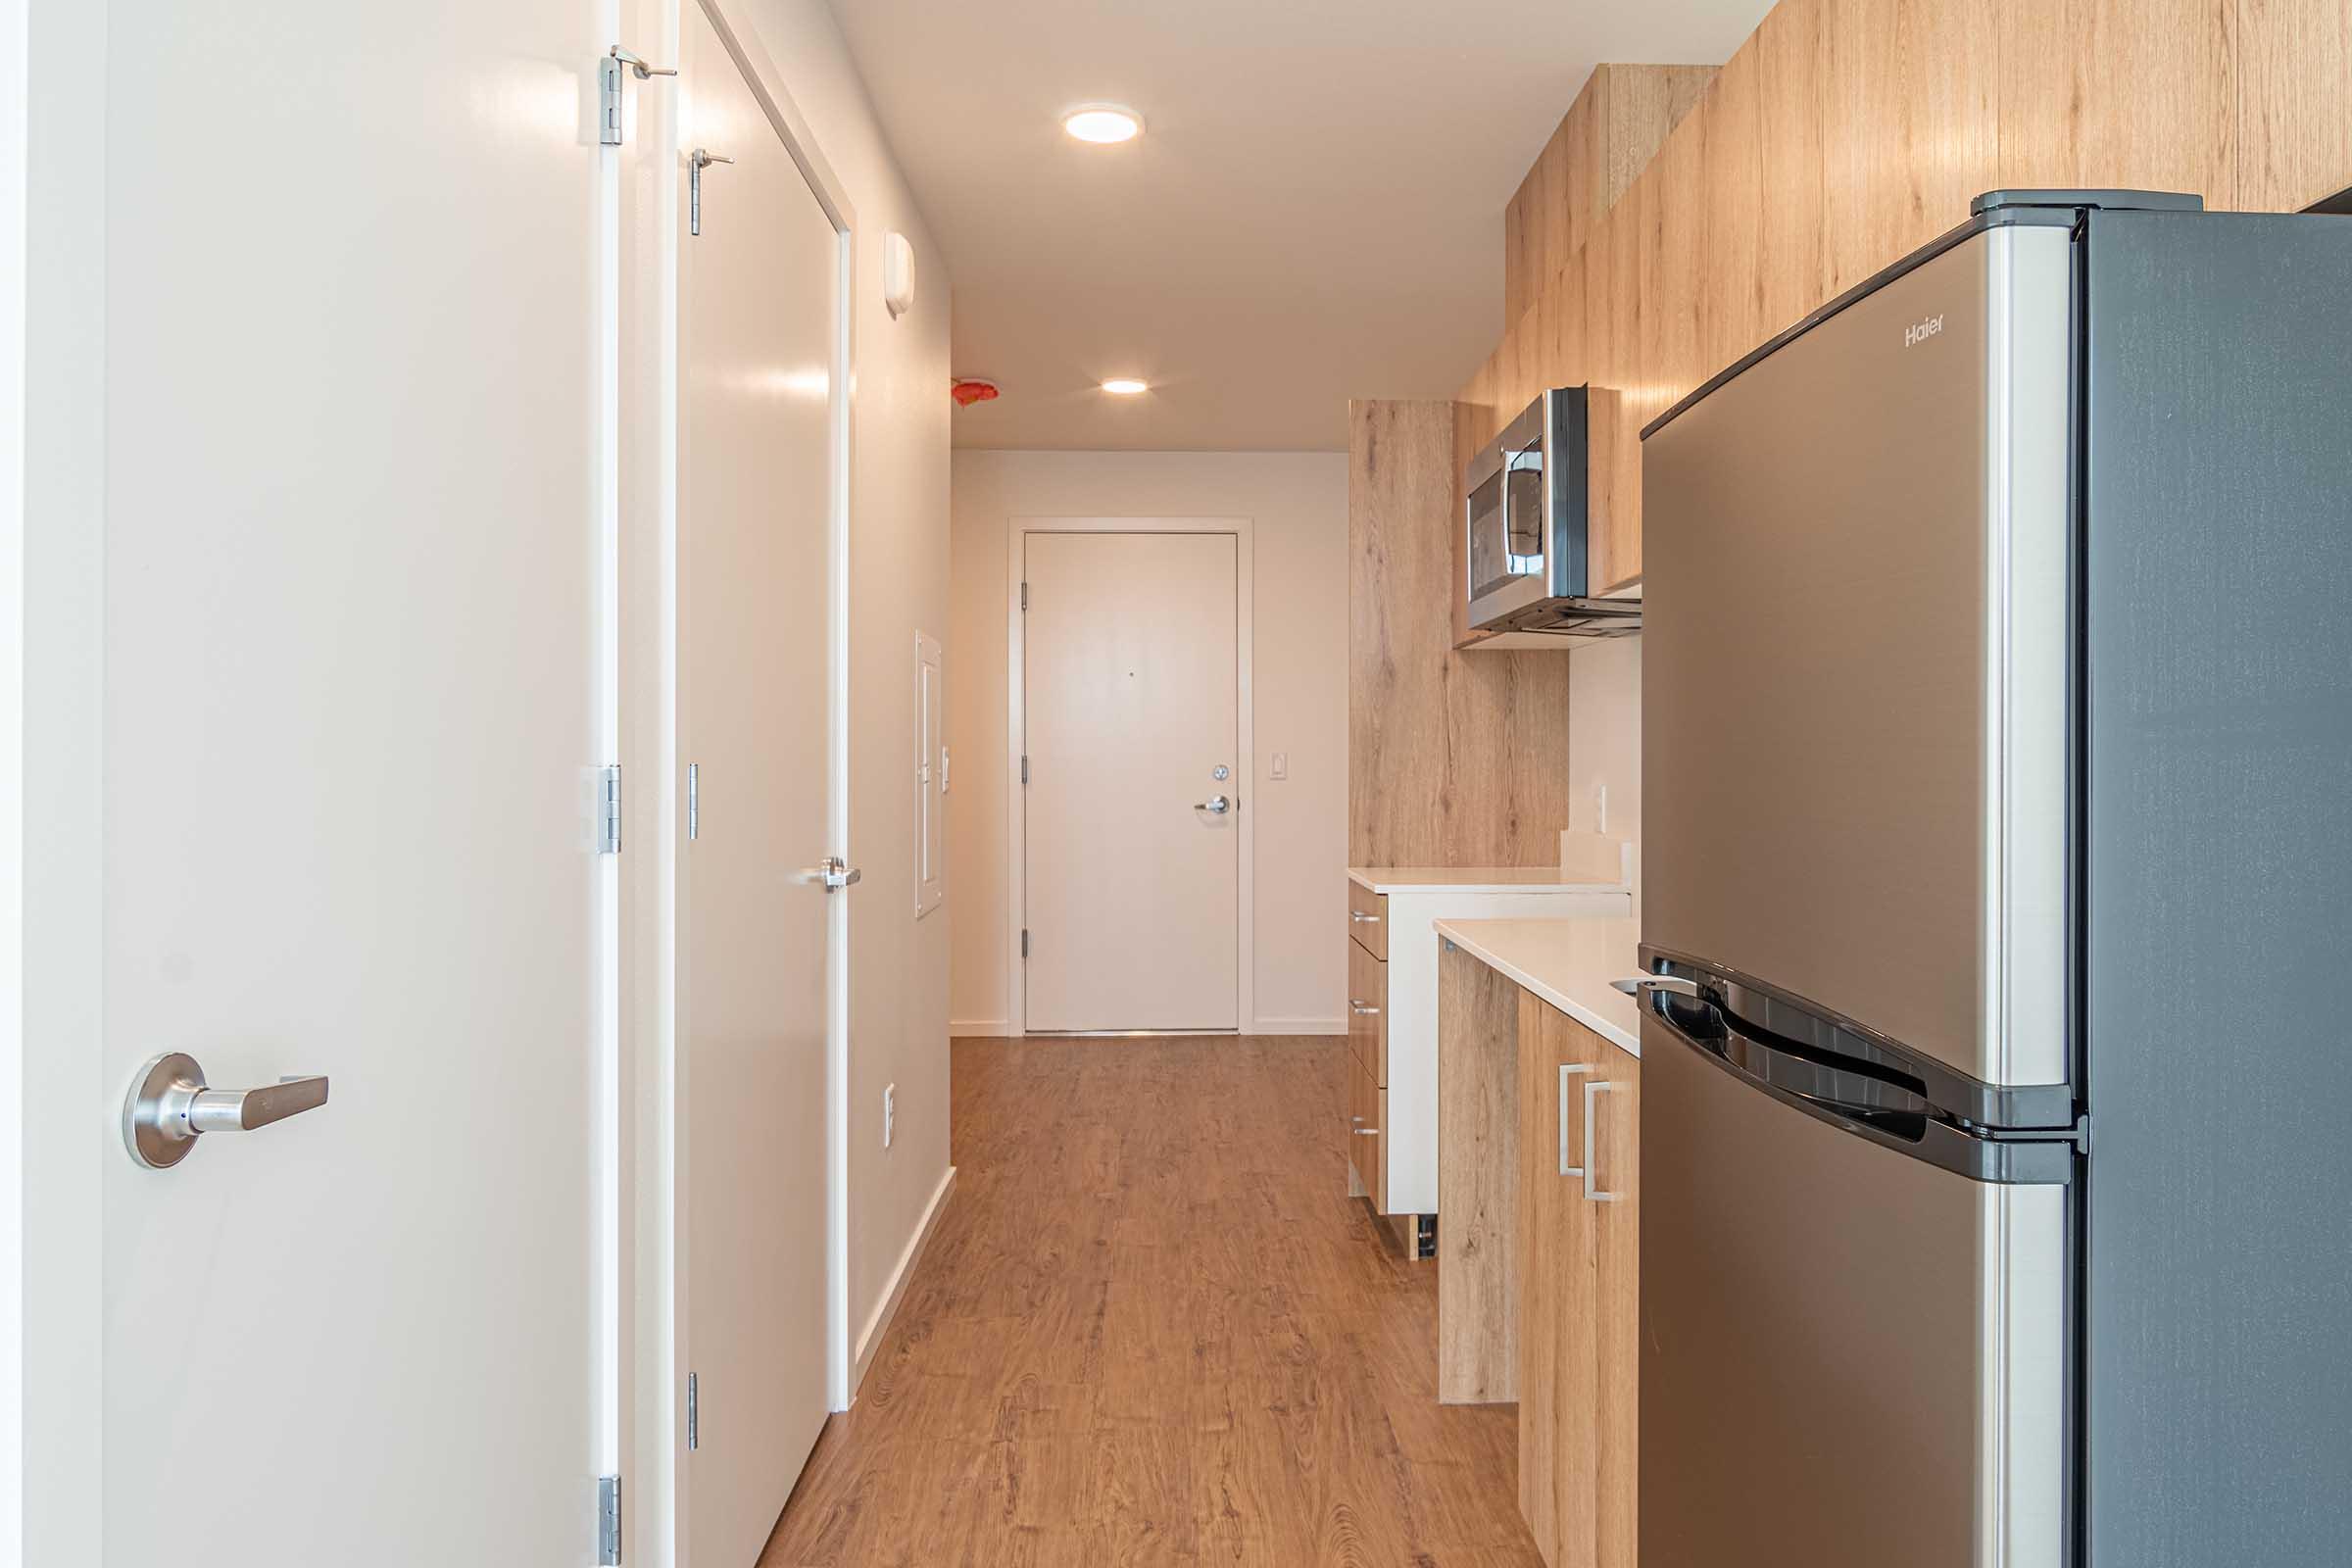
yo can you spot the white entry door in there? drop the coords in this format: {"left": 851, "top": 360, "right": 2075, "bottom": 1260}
{"left": 676, "top": 4, "right": 840, "bottom": 1560}
{"left": 1022, "top": 530, "right": 1242, "bottom": 1032}
{"left": 88, "top": 0, "right": 612, "bottom": 1561}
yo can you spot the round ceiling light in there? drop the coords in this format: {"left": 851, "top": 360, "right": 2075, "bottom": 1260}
{"left": 1101, "top": 378, "right": 1150, "bottom": 395}
{"left": 1063, "top": 105, "right": 1143, "bottom": 144}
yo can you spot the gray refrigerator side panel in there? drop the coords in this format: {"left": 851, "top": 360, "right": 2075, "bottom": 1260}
{"left": 2083, "top": 209, "right": 2352, "bottom": 1566}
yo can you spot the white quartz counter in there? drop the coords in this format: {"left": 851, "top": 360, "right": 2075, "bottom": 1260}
{"left": 1348, "top": 866, "right": 1629, "bottom": 896}
{"left": 1430, "top": 915, "right": 1643, "bottom": 1056}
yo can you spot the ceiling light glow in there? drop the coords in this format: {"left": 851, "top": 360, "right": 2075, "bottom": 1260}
{"left": 1101, "top": 378, "right": 1150, "bottom": 395}
{"left": 1063, "top": 105, "right": 1143, "bottom": 144}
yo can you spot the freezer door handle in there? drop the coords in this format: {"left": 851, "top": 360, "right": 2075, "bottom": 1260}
{"left": 1611, "top": 974, "right": 1702, "bottom": 999}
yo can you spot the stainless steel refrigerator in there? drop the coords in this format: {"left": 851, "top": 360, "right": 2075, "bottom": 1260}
{"left": 1634, "top": 190, "right": 2352, "bottom": 1568}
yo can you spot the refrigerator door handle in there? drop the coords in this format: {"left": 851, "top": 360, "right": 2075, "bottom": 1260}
{"left": 1611, "top": 974, "right": 1702, "bottom": 999}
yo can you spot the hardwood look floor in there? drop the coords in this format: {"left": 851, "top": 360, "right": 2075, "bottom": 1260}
{"left": 761, "top": 1035, "right": 1543, "bottom": 1568}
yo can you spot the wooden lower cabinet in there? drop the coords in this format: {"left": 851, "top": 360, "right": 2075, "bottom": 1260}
{"left": 1348, "top": 1046, "right": 1387, "bottom": 1211}
{"left": 1516, "top": 995, "right": 1641, "bottom": 1568}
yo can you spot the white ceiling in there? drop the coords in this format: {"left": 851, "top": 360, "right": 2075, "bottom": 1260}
{"left": 827, "top": 0, "right": 1772, "bottom": 451}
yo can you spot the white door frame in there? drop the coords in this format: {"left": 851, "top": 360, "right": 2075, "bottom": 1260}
{"left": 618, "top": 0, "right": 858, "bottom": 1558}
{"left": 1004, "top": 516, "right": 1256, "bottom": 1037}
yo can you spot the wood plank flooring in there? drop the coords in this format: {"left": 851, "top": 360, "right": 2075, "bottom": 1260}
{"left": 761, "top": 1035, "right": 1543, "bottom": 1568}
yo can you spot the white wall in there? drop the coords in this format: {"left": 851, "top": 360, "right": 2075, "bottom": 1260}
{"left": 723, "top": 0, "right": 954, "bottom": 1367}
{"left": 947, "top": 449, "right": 1348, "bottom": 1036}
{"left": 1566, "top": 636, "right": 1642, "bottom": 912}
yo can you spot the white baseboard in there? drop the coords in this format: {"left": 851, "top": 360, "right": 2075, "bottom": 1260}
{"left": 1253, "top": 1015, "right": 1347, "bottom": 1035}
{"left": 852, "top": 1163, "right": 957, "bottom": 1396}
{"left": 948, "top": 1018, "right": 1010, "bottom": 1038}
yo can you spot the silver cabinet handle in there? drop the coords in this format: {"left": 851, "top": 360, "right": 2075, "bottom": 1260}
{"left": 791, "top": 857, "right": 861, "bottom": 891}
{"left": 1611, "top": 974, "right": 1701, "bottom": 998}
{"left": 1348, "top": 1000, "right": 1381, "bottom": 1016}
{"left": 1352, "top": 1126, "right": 1381, "bottom": 1137}
{"left": 122, "top": 1052, "right": 329, "bottom": 1170}
{"left": 1349, "top": 909, "right": 1382, "bottom": 924}
{"left": 1585, "top": 1079, "right": 1622, "bottom": 1202}
{"left": 1559, "top": 1062, "right": 1593, "bottom": 1179}
{"left": 1194, "top": 794, "right": 1232, "bottom": 814}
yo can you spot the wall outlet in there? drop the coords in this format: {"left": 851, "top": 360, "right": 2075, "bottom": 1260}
{"left": 1269, "top": 751, "right": 1289, "bottom": 781}
{"left": 883, "top": 1083, "right": 895, "bottom": 1149}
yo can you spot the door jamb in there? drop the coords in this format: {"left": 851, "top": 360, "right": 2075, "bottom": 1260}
{"left": 618, "top": 1, "right": 858, "bottom": 1560}
{"left": 1003, "top": 517, "right": 1256, "bottom": 1037}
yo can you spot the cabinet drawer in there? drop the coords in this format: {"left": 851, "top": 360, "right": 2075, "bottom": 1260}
{"left": 1348, "top": 935, "right": 1390, "bottom": 1086}
{"left": 1348, "top": 878, "right": 1389, "bottom": 960}
{"left": 1348, "top": 1047, "right": 1388, "bottom": 1211}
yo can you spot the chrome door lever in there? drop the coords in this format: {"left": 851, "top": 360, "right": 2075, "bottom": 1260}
{"left": 1610, "top": 975, "right": 1703, "bottom": 999}
{"left": 122, "top": 1052, "right": 329, "bottom": 1170}
{"left": 1194, "top": 794, "right": 1233, "bottom": 814}
{"left": 792, "top": 857, "right": 862, "bottom": 892}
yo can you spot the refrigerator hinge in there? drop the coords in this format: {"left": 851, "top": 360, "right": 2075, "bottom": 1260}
{"left": 596, "top": 765, "right": 623, "bottom": 855}
{"left": 686, "top": 1370, "right": 698, "bottom": 1450}
{"left": 597, "top": 1474, "right": 622, "bottom": 1564}
{"left": 687, "top": 762, "right": 700, "bottom": 841}
{"left": 1021, "top": 755, "right": 1029, "bottom": 785}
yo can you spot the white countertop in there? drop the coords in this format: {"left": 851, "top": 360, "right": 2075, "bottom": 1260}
{"left": 1348, "top": 865, "right": 1629, "bottom": 896}
{"left": 1431, "top": 916, "right": 1644, "bottom": 1056}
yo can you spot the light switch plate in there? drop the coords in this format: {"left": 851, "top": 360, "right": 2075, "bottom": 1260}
{"left": 1270, "top": 751, "right": 1289, "bottom": 780}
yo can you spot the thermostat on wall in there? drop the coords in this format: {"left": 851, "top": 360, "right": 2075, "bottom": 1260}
{"left": 883, "top": 231, "right": 915, "bottom": 318}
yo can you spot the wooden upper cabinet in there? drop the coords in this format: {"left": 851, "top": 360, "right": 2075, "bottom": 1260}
{"left": 1996, "top": 0, "right": 2237, "bottom": 209}
{"left": 1499, "top": 66, "right": 1718, "bottom": 367}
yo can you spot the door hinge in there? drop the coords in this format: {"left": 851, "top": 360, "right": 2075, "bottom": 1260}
{"left": 686, "top": 1371, "right": 699, "bottom": 1451}
{"left": 1021, "top": 928, "right": 1030, "bottom": 959}
{"left": 686, "top": 762, "right": 699, "bottom": 840}
{"left": 1020, "top": 755, "right": 1029, "bottom": 785}
{"left": 597, "top": 1474, "right": 622, "bottom": 1565}
{"left": 1020, "top": 580, "right": 1028, "bottom": 611}
{"left": 597, "top": 765, "right": 623, "bottom": 855}
{"left": 600, "top": 46, "right": 677, "bottom": 148}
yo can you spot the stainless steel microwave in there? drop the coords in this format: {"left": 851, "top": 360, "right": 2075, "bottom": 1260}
{"left": 1463, "top": 386, "right": 1641, "bottom": 637}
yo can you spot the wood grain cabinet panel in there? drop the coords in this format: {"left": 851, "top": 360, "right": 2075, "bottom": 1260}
{"left": 1821, "top": 0, "right": 2000, "bottom": 295}
{"left": 1516, "top": 997, "right": 1640, "bottom": 1568}
{"left": 1348, "top": 932, "right": 1388, "bottom": 1084}
{"left": 1699, "top": 0, "right": 1833, "bottom": 375}
{"left": 1348, "top": 877, "right": 1390, "bottom": 961}
{"left": 2236, "top": 0, "right": 2352, "bottom": 212}
{"left": 1348, "top": 400, "right": 1573, "bottom": 866}
{"left": 1997, "top": 0, "right": 2237, "bottom": 208}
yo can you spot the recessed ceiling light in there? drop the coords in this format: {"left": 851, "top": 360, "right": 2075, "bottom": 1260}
{"left": 1101, "top": 378, "right": 1150, "bottom": 395}
{"left": 1063, "top": 105, "right": 1143, "bottom": 144}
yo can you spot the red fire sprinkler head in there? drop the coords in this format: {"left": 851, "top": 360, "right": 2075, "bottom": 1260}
{"left": 951, "top": 377, "right": 1001, "bottom": 408}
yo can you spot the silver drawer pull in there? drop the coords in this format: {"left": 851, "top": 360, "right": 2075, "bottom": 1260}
{"left": 1558, "top": 1062, "right": 1593, "bottom": 1179}
{"left": 1585, "top": 1079, "right": 1622, "bottom": 1202}
{"left": 1348, "top": 1000, "right": 1381, "bottom": 1016}
{"left": 1349, "top": 909, "right": 1382, "bottom": 924}
{"left": 1352, "top": 1127, "right": 1381, "bottom": 1137}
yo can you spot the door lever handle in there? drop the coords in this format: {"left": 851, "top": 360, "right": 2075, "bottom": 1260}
{"left": 1611, "top": 975, "right": 1702, "bottom": 999}
{"left": 791, "top": 857, "right": 861, "bottom": 891}
{"left": 122, "top": 1052, "right": 329, "bottom": 1170}
{"left": 1194, "top": 794, "right": 1233, "bottom": 814}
